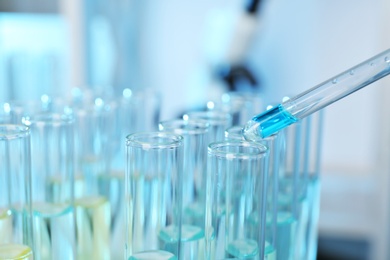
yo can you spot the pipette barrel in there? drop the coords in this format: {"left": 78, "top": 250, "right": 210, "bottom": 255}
{"left": 245, "top": 48, "right": 390, "bottom": 139}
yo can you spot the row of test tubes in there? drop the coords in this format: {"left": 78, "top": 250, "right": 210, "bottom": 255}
{"left": 0, "top": 88, "right": 323, "bottom": 260}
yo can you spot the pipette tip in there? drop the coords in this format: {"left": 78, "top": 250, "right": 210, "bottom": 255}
{"left": 243, "top": 104, "right": 298, "bottom": 140}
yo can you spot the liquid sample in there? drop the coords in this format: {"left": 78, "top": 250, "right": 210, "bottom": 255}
{"left": 75, "top": 196, "right": 110, "bottom": 260}
{"left": 294, "top": 194, "right": 310, "bottom": 260}
{"left": 264, "top": 241, "right": 276, "bottom": 260}
{"left": 0, "top": 209, "right": 12, "bottom": 243}
{"left": 248, "top": 213, "right": 276, "bottom": 260}
{"left": 81, "top": 155, "right": 104, "bottom": 195}
{"left": 0, "top": 244, "right": 33, "bottom": 260}
{"left": 159, "top": 224, "right": 205, "bottom": 259}
{"left": 33, "top": 203, "right": 76, "bottom": 260}
{"left": 184, "top": 202, "right": 205, "bottom": 228}
{"left": 129, "top": 250, "right": 177, "bottom": 260}
{"left": 244, "top": 105, "right": 298, "bottom": 140}
{"left": 128, "top": 174, "right": 165, "bottom": 252}
{"left": 98, "top": 171, "right": 125, "bottom": 260}
{"left": 47, "top": 176, "right": 73, "bottom": 204}
{"left": 226, "top": 239, "right": 258, "bottom": 259}
{"left": 306, "top": 176, "right": 321, "bottom": 260}
{"left": 275, "top": 211, "right": 297, "bottom": 260}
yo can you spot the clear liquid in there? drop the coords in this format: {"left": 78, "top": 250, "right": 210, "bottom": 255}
{"left": 128, "top": 174, "right": 166, "bottom": 253}
{"left": 275, "top": 211, "right": 297, "bottom": 260}
{"left": 226, "top": 239, "right": 258, "bottom": 259}
{"left": 75, "top": 196, "right": 110, "bottom": 260}
{"left": 0, "top": 244, "right": 33, "bottom": 260}
{"left": 0, "top": 209, "right": 12, "bottom": 243}
{"left": 244, "top": 105, "right": 298, "bottom": 140}
{"left": 294, "top": 194, "right": 310, "bottom": 260}
{"left": 306, "top": 177, "right": 321, "bottom": 260}
{"left": 129, "top": 250, "right": 177, "bottom": 260}
{"left": 184, "top": 202, "right": 205, "bottom": 227}
{"left": 264, "top": 242, "right": 276, "bottom": 260}
{"left": 159, "top": 224, "right": 205, "bottom": 259}
{"left": 81, "top": 155, "right": 103, "bottom": 195}
{"left": 98, "top": 171, "right": 125, "bottom": 260}
{"left": 33, "top": 203, "right": 76, "bottom": 260}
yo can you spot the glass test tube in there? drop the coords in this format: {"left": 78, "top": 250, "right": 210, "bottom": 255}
{"left": 0, "top": 99, "right": 52, "bottom": 124}
{"left": 276, "top": 122, "right": 303, "bottom": 260}
{"left": 23, "top": 113, "right": 76, "bottom": 260}
{"left": 184, "top": 111, "right": 232, "bottom": 143}
{"left": 225, "top": 125, "right": 279, "bottom": 260}
{"left": 120, "top": 88, "right": 161, "bottom": 133}
{"left": 297, "top": 111, "right": 324, "bottom": 260}
{"left": 206, "top": 140, "right": 269, "bottom": 260}
{"left": 159, "top": 119, "right": 209, "bottom": 259}
{"left": 113, "top": 88, "right": 161, "bottom": 170}
{"left": 210, "top": 92, "right": 262, "bottom": 126}
{"left": 125, "top": 132, "right": 183, "bottom": 259}
{"left": 72, "top": 94, "right": 113, "bottom": 260}
{"left": 0, "top": 125, "right": 34, "bottom": 260}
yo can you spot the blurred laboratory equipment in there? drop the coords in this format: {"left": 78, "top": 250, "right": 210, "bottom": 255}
{"left": 0, "top": 124, "right": 34, "bottom": 260}
{"left": 125, "top": 132, "right": 184, "bottom": 259}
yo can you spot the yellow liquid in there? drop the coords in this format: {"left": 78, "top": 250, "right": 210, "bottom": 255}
{"left": 75, "top": 196, "right": 111, "bottom": 260}
{"left": 0, "top": 244, "right": 33, "bottom": 260}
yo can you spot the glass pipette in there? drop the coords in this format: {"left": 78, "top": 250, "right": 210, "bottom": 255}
{"left": 244, "top": 48, "right": 390, "bottom": 140}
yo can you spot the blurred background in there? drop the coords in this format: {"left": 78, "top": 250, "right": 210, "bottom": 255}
{"left": 1, "top": 0, "right": 390, "bottom": 259}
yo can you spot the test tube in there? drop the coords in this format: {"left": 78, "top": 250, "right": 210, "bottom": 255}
{"left": 71, "top": 94, "right": 113, "bottom": 260}
{"left": 298, "top": 111, "right": 324, "bottom": 260}
{"left": 119, "top": 88, "right": 161, "bottom": 134}
{"left": 224, "top": 125, "right": 280, "bottom": 260}
{"left": 210, "top": 91, "right": 262, "bottom": 126}
{"left": 159, "top": 119, "right": 209, "bottom": 259}
{"left": 275, "top": 121, "right": 303, "bottom": 260}
{"left": 206, "top": 140, "right": 269, "bottom": 260}
{"left": 0, "top": 124, "right": 34, "bottom": 260}
{"left": 184, "top": 111, "right": 232, "bottom": 143}
{"left": 0, "top": 98, "right": 52, "bottom": 124}
{"left": 23, "top": 113, "right": 76, "bottom": 260}
{"left": 125, "top": 132, "right": 183, "bottom": 259}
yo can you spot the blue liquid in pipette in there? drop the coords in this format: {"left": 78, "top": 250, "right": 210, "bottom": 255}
{"left": 248, "top": 105, "right": 298, "bottom": 139}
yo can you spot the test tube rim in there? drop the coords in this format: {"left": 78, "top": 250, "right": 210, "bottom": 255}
{"left": 184, "top": 110, "right": 232, "bottom": 126}
{"left": 159, "top": 118, "right": 209, "bottom": 135}
{"left": 208, "top": 140, "right": 268, "bottom": 160}
{"left": 0, "top": 124, "right": 30, "bottom": 140}
{"left": 126, "top": 131, "right": 183, "bottom": 149}
{"left": 22, "top": 112, "right": 74, "bottom": 127}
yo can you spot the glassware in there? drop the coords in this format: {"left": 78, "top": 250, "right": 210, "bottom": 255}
{"left": 224, "top": 126, "right": 280, "bottom": 260}
{"left": 244, "top": 48, "right": 390, "bottom": 139}
{"left": 23, "top": 113, "right": 76, "bottom": 260}
{"left": 210, "top": 91, "right": 262, "bottom": 126}
{"left": 125, "top": 132, "right": 184, "bottom": 259}
{"left": 119, "top": 88, "right": 161, "bottom": 133}
{"left": 71, "top": 93, "right": 113, "bottom": 260}
{"left": 297, "top": 111, "right": 324, "bottom": 260}
{"left": 184, "top": 111, "right": 232, "bottom": 143}
{"left": 0, "top": 124, "right": 34, "bottom": 260}
{"left": 159, "top": 119, "right": 209, "bottom": 259}
{"left": 206, "top": 140, "right": 269, "bottom": 260}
